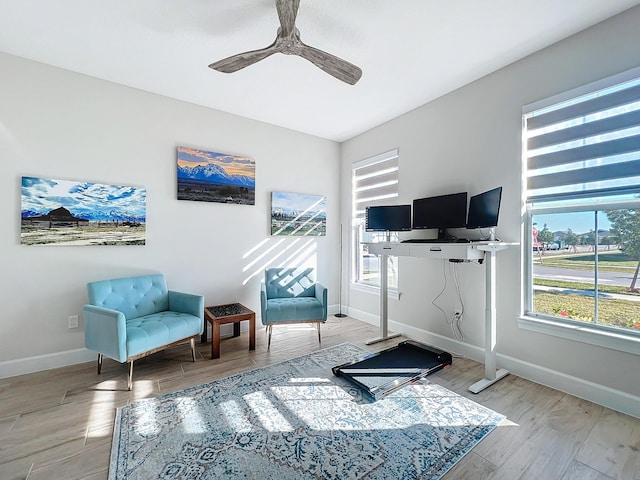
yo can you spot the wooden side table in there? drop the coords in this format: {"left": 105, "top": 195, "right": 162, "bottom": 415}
{"left": 203, "top": 303, "right": 256, "bottom": 359}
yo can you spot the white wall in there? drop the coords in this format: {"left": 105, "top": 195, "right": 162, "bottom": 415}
{"left": 0, "top": 52, "right": 341, "bottom": 376}
{"left": 340, "top": 6, "right": 640, "bottom": 417}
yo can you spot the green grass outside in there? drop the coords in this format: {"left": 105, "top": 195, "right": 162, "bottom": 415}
{"left": 532, "top": 251, "right": 640, "bottom": 331}
{"left": 535, "top": 252, "right": 639, "bottom": 273}
{"left": 533, "top": 291, "right": 640, "bottom": 330}
{"left": 533, "top": 278, "right": 640, "bottom": 296}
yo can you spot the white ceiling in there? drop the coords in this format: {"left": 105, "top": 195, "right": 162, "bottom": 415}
{"left": 1, "top": 0, "right": 639, "bottom": 142}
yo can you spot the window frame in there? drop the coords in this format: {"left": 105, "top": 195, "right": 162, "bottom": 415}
{"left": 520, "top": 67, "right": 640, "bottom": 354}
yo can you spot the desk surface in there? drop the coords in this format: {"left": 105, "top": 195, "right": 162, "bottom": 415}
{"left": 365, "top": 241, "right": 517, "bottom": 260}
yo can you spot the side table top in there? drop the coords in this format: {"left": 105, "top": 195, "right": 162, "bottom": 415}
{"left": 206, "top": 303, "right": 253, "bottom": 318}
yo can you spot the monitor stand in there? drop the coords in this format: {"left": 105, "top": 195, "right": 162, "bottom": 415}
{"left": 438, "top": 228, "right": 453, "bottom": 243}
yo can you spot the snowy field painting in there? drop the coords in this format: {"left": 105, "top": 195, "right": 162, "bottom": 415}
{"left": 271, "top": 191, "right": 326, "bottom": 236}
{"left": 20, "top": 176, "right": 146, "bottom": 246}
{"left": 177, "top": 146, "right": 256, "bottom": 204}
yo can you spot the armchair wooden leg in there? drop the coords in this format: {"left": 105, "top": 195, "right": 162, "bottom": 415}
{"left": 190, "top": 337, "right": 196, "bottom": 362}
{"left": 127, "top": 361, "right": 134, "bottom": 391}
{"left": 267, "top": 325, "right": 273, "bottom": 350}
{"left": 317, "top": 322, "right": 322, "bottom": 344}
{"left": 97, "top": 353, "right": 103, "bottom": 375}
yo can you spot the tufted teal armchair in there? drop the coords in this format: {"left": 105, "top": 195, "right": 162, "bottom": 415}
{"left": 83, "top": 274, "right": 204, "bottom": 389}
{"left": 260, "top": 268, "right": 327, "bottom": 349}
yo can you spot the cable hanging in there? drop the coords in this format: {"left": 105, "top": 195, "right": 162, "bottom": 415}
{"left": 431, "top": 261, "right": 465, "bottom": 342}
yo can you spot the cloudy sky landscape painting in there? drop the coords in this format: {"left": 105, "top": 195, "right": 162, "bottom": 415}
{"left": 21, "top": 177, "right": 146, "bottom": 221}
{"left": 21, "top": 176, "right": 146, "bottom": 246}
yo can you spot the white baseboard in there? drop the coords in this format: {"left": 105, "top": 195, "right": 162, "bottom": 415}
{"left": 5, "top": 308, "right": 638, "bottom": 419}
{"left": 499, "top": 352, "right": 640, "bottom": 419}
{"left": 344, "top": 305, "right": 379, "bottom": 327}
{"left": 0, "top": 348, "right": 96, "bottom": 380}
{"left": 0, "top": 305, "right": 348, "bottom": 380}
{"left": 347, "top": 308, "right": 640, "bottom": 420}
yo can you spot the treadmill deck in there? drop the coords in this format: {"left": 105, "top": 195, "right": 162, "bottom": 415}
{"left": 332, "top": 340, "right": 452, "bottom": 400}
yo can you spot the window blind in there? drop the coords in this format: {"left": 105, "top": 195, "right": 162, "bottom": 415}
{"left": 353, "top": 149, "right": 399, "bottom": 219}
{"left": 524, "top": 72, "right": 640, "bottom": 203}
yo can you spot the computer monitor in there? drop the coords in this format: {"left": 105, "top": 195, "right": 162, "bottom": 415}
{"left": 365, "top": 205, "right": 412, "bottom": 232}
{"left": 412, "top": 192, "right": 468, "bottom": 240}
{"left": 467, "top": 186, "right": 503, "bottom": 229}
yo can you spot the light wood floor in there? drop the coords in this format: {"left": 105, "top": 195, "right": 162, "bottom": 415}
{"left": 1, "top": 317, "right": 639, "bottom": 480}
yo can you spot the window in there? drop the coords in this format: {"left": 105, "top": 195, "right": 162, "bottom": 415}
{"left": 352, "top": 149, "right": 400, "bottom": 289}
{"left": 522, "top": 67, "right": 640, "bottom": 345}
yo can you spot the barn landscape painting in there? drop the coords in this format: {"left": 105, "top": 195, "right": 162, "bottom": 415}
{"left": 20, "top": 176, "right": 146, "bottom": 246}
{"left": 271, "top": 191, "right": 326, "bottom": 236}
{"left": 177, "top": 146, "right": 255, "bottom": 204}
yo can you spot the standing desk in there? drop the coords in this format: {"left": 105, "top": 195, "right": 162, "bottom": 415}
{"left": 365, "top": 241, "right": 514, "bottom": 393}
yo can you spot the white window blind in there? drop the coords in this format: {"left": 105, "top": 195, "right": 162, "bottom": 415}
{"left": 524, "top": 69, "right": 640, "bottom": 204}
{"left": 353, "top": 149, "right": 399, "bottom": 218}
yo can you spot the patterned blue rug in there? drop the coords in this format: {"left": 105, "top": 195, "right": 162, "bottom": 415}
{"left": 109, "top": 343, "right": 504, "bottom": 479}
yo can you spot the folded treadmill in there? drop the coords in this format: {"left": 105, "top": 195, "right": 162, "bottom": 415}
{"left": 332, "top": 340, "right": 452, "bottom": 400}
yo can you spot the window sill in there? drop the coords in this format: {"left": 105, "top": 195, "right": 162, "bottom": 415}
{"left": 350, "top": 282, "right": 401, "bottom": 300}
{"left": 518, "top": 315, "right": 640, "bottom": 356}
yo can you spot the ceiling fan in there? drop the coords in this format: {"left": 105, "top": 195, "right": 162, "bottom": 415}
{"left": 209, "top": 0, "right": 362, "bottom": 85}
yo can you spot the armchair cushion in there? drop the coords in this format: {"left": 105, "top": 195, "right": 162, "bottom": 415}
{"left": 265, "top": 297, "right": 325, "bottom": 323}
{"left": 87, "top": 274, "right": 170, "bottom": 320}
{"left": 264, "top": 268, "right": 317, "bottom": 299}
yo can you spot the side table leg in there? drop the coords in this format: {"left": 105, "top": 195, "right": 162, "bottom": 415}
{"left": 249, "top": 314, "right": 256, "bottom": 351}
{"left": 212, "top": 321, "right": 221, "bottom": 359}
{"left": 201, "top": 319, "right": 208, "bottom": 344}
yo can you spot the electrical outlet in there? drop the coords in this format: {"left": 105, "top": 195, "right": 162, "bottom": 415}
{"left": 68, "top": 315, "right": 79, "bottom": 329}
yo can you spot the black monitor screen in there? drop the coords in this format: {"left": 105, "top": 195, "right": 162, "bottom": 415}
{"left": 365, "top": 205, "right": 412, "bottom": 232}
{"left": 467, "top": 187, "right": 503, "bottom": 228}
{"left": 412, "top": 192, "right": 468, "bottom": 231}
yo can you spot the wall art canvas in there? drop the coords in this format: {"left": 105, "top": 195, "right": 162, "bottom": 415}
{"left": 20, "top": 176, "right": 146, "bottom": 246}
{"left": 177, "top": 146, "right": 255, "bottom": 204}
{"left": 271, "top": 191, "right": 326, "bottom": 236}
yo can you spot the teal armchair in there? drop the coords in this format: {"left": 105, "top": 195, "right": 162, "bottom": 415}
{"left": 83, "top": 274, "right": 204, "bottom": 389}
{"left": 260, "top": 268, "right": 327, "bottom": 349}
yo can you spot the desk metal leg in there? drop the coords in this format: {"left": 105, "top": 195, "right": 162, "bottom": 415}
{"left": 366, "top": 252, "right": 401, "bottom": 345}
{"left": 469, "top": 247, "right": 509, "bottom": 393}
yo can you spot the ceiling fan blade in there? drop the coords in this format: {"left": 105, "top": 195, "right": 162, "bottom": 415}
{"left": 209, "top": 42, "right": 279, "bottom": 73}
{"left": 297, "top": 43, "right": 362, "bottom": 85}
{"left": 276, "top": 0, "right": 299, "bottom": 37}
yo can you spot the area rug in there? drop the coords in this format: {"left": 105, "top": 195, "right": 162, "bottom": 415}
{"left": 109, "top": 343, "right": 504, "bottom": 479}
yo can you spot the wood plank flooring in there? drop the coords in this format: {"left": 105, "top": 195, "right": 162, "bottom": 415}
{"left": 1, "top": 317, "right": 639, "bottom": 480}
